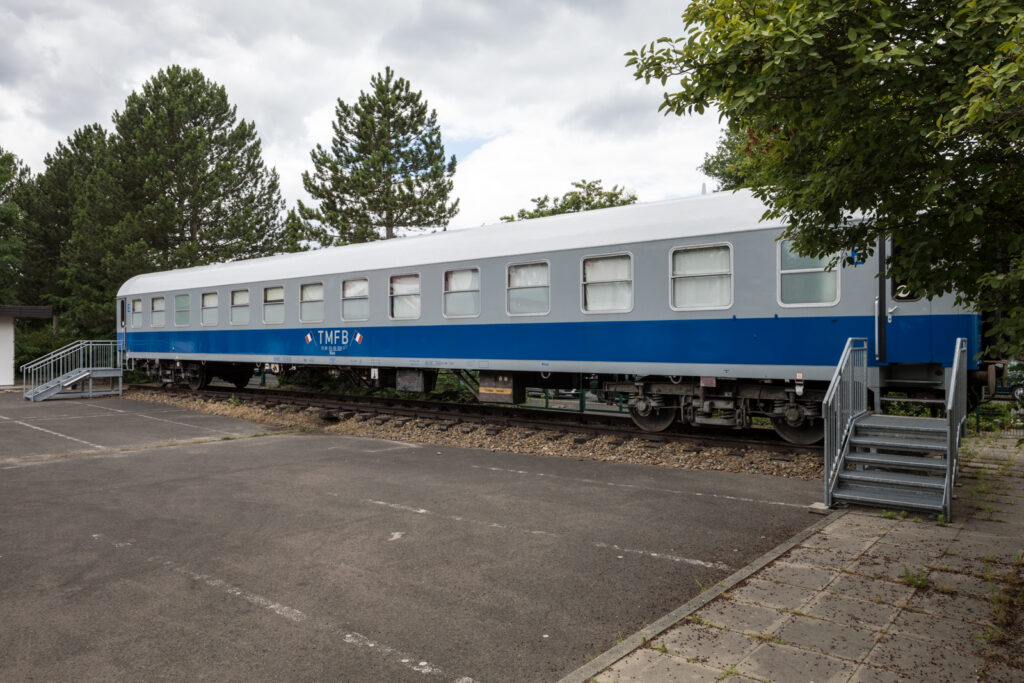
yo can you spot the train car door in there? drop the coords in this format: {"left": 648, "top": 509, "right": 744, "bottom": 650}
{"left": 875, "top": 239, "right": 932, "bottom": 364}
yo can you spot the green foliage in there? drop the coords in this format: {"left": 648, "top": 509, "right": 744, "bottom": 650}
{"left": 113, "top": 65, "right": 296, "bottom": 268}
{"left": 298, "top": 66, "right": 458, "bottom": 243}
{"left": 698, "top": 128, "right": 754, "bottom": 192}
{"left": 13, "top": 321, "right": 73, "bottom": 371}
{"left": 628, "top": 1, "right": 1024, "bottom": 357}
{"left": 500, "top": 179, "right": 637, "bottom": 222}
{"left": 0, "top": 147, "right": 30, "bottom": 304}
{"left": 3, "top": 65, "right": 305, "bottom": 338}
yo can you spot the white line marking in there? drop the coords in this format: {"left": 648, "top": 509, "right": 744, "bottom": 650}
{"left": 91, "top": 533, "right": 473, "bottom": 680}
{"left": 360, "top": 498, "right": 727, "bottom": 570}
{"left": 133, "top": 412, "right": 241, "bottom": 436}
{"left": 88, "top": 402, "right": 126, "bottom": 413}
{"left": 328, "top": 437, "right": 422, "bottom": 453}
{"left": 0, "top": 414, "right": 105, "bottom": 450}
{"left": 389, "top": 532, "right": 405, "bottom": 541}
{"left": 471, "top": 464, "right": 807, "bottom": 509}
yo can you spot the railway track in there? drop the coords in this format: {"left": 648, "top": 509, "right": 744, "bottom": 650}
{"left": 129, "top": 383, "right": 823, "bottom": 456}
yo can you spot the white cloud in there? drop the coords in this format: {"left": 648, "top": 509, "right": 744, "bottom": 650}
{"left": 0, "top": 0, "right": 723, "bottom": 226}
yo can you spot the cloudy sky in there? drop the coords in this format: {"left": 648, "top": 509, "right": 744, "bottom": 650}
{"left": 1, "top": 0, "right": 723, "bottom": 229}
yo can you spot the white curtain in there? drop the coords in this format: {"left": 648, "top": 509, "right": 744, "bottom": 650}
{"left": 673, "top": 246, "right": 729, "bottom": 276}
{"left": 584, "top": 255, "right": 630, "bottom": 283}
{"left": 781, "top": 271, "right": 837, "bottom": 304}
{"left": 509, "top": 262, "right": 548, "bottom": 287}
{"left": 343, "top": 279, "right": 368, "bottom": 298}
{"left": 445, "top": 268, "right": 479, "bottom": 292}
{"left": 674, "top": 274, "right": 731, "bottom": 308}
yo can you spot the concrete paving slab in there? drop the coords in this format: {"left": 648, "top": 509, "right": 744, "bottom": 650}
{"left": 660, "top": 622, "right": 761, "bottom": 670}
{"left": 825, "top": 572, "right": 916, "bottom": 606}
{"left": 927, "top": 569, "right": 998, "bottom": 598}
{"left": 803, "top": 591, "right": 901, "bottom": 631}
{"left": 799, "top": 530, "right": 878, "bottom": 555}
{"left": 594, "top": 649, "right": 728, "bottom": 682}
{"left": 866, "top": 633, "right": 986, "bottom": 681}
{"left": 725, "top": 577, "right": 815, "bottom": 611}
{"left": 736, "top": 641, "right": 857, "bottom": 683}
{"left": 691, "top": 598, "right": 787, "bottom": 635}
{"left": 775, "top": 613, "right": 880, "bottom": 660}
{"left": 905, "top": 589, "right": 994, "bottom": 625}
{"left": 847, "top": 663, "right": 907, "bottom": 682}
{"left": 822, "top": 513, "right": 899, "bottom": 538}
{"left": 781, "top": 545, "right": 860, "bottom": 570}
{"left": 755, "top": 561, "right": 840, "bottom": 590}
{"left": 888, "top": 611, "right": 989, "bottom": 656}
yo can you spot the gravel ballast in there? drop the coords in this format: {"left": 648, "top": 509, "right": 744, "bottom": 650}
{"left": 126, "top": 388, "right": 824, "bottom": 480}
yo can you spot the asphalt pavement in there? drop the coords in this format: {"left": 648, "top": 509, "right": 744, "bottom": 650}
{"left": 0, "top": 392, "right": 821, "bottom": 681}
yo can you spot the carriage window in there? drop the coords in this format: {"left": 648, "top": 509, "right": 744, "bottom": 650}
{"left": 342, "top": 278, "right": 369, "bottom": 321}
{"left": 174, "top": 294, "right": 190, "bottom": 326}
{"left": 300, "top": 283, "right": 324, "bottom": 322}
{"left": 672, "top": 245, "right": 732, "bottom": 309}
{"left": 201, "top": 293, "right": 218, "bottom": 326}
{"left": 390, "top": 274, "right": 420, "bottom": 319}
{"left": 230, "top": 290, "right": 249, "bottom": 324}
{"left": 263, "top": 286, "right": 285, "bottom": 323}
{"left": 151, "top": 297, "right": 165, "bottom": 327}
{"left": 119, "top": 299, "right": 126, "bottom": 329}
{"left": 131, "top": 299, "right": 143, "bottom": 328}
{"left": 583, "top": 254, "right": 632, "bottom": 312}
{"left": 779, "top": 240, "right": 838, "bottom": 305}
{"left": 507, "top": 262, "right": 549, "bottom": 315}
{"left": 444, "top": 268, "right": 480, "bottom": 318}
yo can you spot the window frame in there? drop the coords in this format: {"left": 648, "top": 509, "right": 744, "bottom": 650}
{"left": 388, "top": 272, "right": 422, "bottom": 321}
{"left": 443, "top": 266, "right": 482, "bottom": 319}
{"left": 299, "top": 281, "right": 325, "bottom": 323}
{"left": 201, "top": 292, "right": 219, "bottom": 327}
{"left": 230, "top": 288, "right": 250, "bottom": 326}
{"left": 262, "top": 285, "right": 286, "bottom": 324}
{"left": 150, "top": 296, "right": 166, "bottom": 328}
{"left": 506, "top": 259, "right": 551, "bottom": 317}
{"left": 669, "top": 242, "right": 734, "bottom": 312}
{"left": 341, "top": 277, "right": 370, "bottom": 322}
{"left": 580, "top": 251, "right": 634, "bottom": 314}
{"left": 776, "top": 239, "right": 841, "bottom": 308}
{"left": 174, "top": 293, "right": 190, "bottom": 327}
{"left": 131, "top": 298, "right": 143, "bottom": 329}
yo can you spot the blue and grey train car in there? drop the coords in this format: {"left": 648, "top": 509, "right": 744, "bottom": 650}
{"left": 116, "top": 190, "right": 981, "bottom": 444}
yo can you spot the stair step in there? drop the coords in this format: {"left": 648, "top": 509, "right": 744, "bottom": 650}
{"left": 849, "top": 435, "right": 947, "bottom": 453}
{"left": 62, "top": 370, "right": 91, "bottom": 387}
{"left": 832, "top": 483, "right": 945, "bottom": 512}
{"left": 838, "top": 469, "right": 945, "bottom": 489}
{"left": 845, "top": 451, "right": 948, "bottom": 472}
{"left": 855, "top": 414, "right": 947, "bottom": 435}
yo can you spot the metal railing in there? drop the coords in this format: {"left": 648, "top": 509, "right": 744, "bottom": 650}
{"left": 944, "top": 338, "right": 968, "bottom": 513}
{"left": 20, "top": 340, "right": 122, "bottom": 399}
{"left": 823, "top": 338, "right": 869, "bottom": 507}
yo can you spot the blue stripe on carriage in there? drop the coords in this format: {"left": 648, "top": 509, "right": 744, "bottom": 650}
{"left": 124, "top": 314, "right": 980, "bottom": 369}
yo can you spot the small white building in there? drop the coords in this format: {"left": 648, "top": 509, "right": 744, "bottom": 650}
{"left": 0, "top": 305, "right": 53, "bottom": 387}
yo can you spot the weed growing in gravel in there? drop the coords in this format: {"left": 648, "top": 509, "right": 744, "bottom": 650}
{"left": 716, "top": 667, "right": 741, "bottom": 681}
{"left": 659, "top": 641, "right": 668, "bottom": 653}
{"left": 902, "top": 564, "right": 930, "bottom": 589}
{"left": 936, "top": 513, "right": 948, "bottom": 526}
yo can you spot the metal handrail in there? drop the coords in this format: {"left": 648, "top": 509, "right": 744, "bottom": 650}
{"left": 823, "top": 337, "right": 869, "bottom": 507}
{"left": 20, "top": 340, "right": 122, "bottom": 399}
{"left": 944, "top": 338, "right": 968, "bottom": 516}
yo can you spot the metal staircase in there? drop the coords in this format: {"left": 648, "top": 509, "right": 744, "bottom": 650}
{"left": 824, "top": 338, "right": 967, "bottom": 520}
{"left": 21, "top": 340, "right": 123, "bottom": 402}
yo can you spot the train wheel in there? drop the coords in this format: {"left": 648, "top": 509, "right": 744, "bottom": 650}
{"left": 187, "top": 366, "right": 208, "bottom": 392}
{"left": 771, "top": 417, "right": 824, "bottom": 445}
{"left": 230, "top": 366, "right": 253, "bottom": 390}
{"left": 630, "top": 398, "right": 678, "bottom": 432}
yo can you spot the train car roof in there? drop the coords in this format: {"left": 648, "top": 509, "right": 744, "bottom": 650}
{"left": 117, "top": 188, "right": 781, "bottom": 296}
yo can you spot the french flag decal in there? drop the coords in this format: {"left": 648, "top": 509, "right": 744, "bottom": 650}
{"left": 354, "top": 332, "right": 363, "bottom": 344}
{"left": 304, "top": 332, "right": 313, "bottom": 344}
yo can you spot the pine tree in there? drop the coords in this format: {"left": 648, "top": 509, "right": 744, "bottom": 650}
{"left": 113, "top": 65, "right": 298, "bottom": 269}
{"left": 298, "top": 66, "right": 458, "bottom": 243}
{"left": 0, "top": 147, "right": 30, "bottom": 304}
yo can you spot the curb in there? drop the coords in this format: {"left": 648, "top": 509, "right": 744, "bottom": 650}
{"left": 558, "top": 508, "right": 847, "bottom": 683}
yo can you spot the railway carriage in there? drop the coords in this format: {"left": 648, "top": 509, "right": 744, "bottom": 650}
{"left": 116, "top": 190, "right": 981, "bottom": 444}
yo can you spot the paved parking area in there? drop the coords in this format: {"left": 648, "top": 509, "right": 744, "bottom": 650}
{"left": 0, "top": 393, "right": 821, "bottom": 681}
